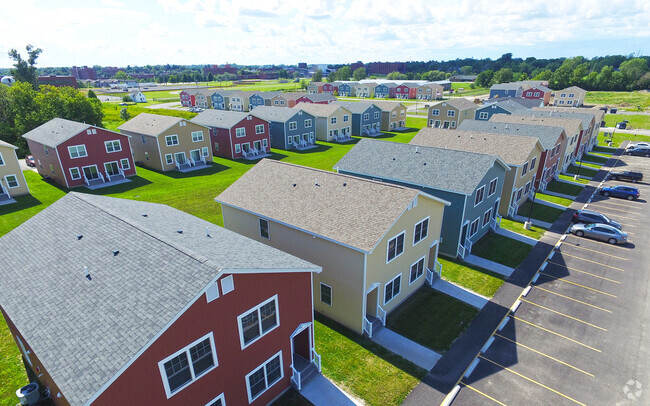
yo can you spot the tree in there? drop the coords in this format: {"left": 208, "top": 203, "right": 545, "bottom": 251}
{"left": 491, "top": 68, "right": 514, "bottom": 85}
{"left": 475, "top": 70, "right": 494, "bottom": 87}
{"left": 8, "top": 44, "right": 42, "bottom": 88}
{"left": 386, "top": 71, "right": 407, "bottom": 80}
{"left": 207, "top": 72, "right": 214, "bottom": 82}
{"left": 299, "top": 79, "right": 307, "bottom": 89}
{"left": 120, "top": 108, "right": 131, "bottom": 121}
{"left": 327, "top": 71, "right": 337, "bottom": 82}
{"left": 619, "top": 58, "right": 649, "bottom": 89}
{"left": 460, "top": 65, "right": 474, "bottom": 75}
{"left": 336, "top": 66, "right": 351, "bottom": 81}
{"left": 311, "top": 69, "right": 323, "bottom": 82}
{"left": 278, "top": 69, "right": 289, "bottom": 79}
{"left": 352, "top": 67, "right": 366, "bottom": 81}
{"left": 122, "top": 95, "right": 131, "bottom": 102}
{"left": 114, "top": 70, "right": 130, "bottom": 80}
{"left": 87, "top": 89, "right": 97, "bottom": 99}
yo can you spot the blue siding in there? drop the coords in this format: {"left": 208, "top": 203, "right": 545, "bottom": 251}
{"left": 375, "top": 84, "right": 389, "bottom": 97}
{"left": 475, "top": 105, "right": 512, "bottom": 121}
{"left": 338, "top": 84, "right": 351, "bottom": 96}
{"left": 350, "top": 105, "right": 382, "bottom": 136}
{"left": 267, "top": 111, "right": 316, "bottom": 150}
{"left": 463, "top": 163, "right": 508, "bottom": 246}
{"left": 211, "top": 94, "right": 227, "bottom": 110}
{"left": 250, "top": 95, "right": 265, "bottom": 109}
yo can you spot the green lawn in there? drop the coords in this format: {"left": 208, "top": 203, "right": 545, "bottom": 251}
{"left": 591, "top": 145, "right": 616, "bottom": 154}
{"left": 470, "top": 232, "right": 534, "bottom": 268}
{"left": 517, "top": 201, "right": 565, "bottom": 224}
{"left": 0, "top": 312, "right": 28, "bottom": 406}
{"left": 386, "top": 289, "right": 479, "bottom": 352}
{"left": 536, "top": 192, "right": 573, "bottom": 207}
{"left": 315, "top": 315, "right": 426, "bottom": 406}
{"left": 499, "top": 218, "right": 547, "bottom": 240}
{"left": 574, "top": 161, "right": 601, "bottom": 169}
{"left": 581, "top": 154, "right": 609, "bottom": 164}
{"left": 558, "top": 173, "right": 589, "bottom": 184}
{"left": 566, "top": 164, "right": 598, "bottom": 178}
{"left": 601, "top": 131, "right": 650, "bottom": 148}
{"left": 439, "top": 257, "right": 505, "bottom": 297}
{"left": 545, "top": 180, "right": 584, "bottom": 196}
{"left": 604, "top": 113, "right": 650, "bottom": 130}
{"left": 584, "top": 91, "right": 650, "bottom": 110}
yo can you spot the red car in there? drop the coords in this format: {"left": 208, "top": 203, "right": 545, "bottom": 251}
{"left": 25, "top": 155, "right": 35, "bottom": 167}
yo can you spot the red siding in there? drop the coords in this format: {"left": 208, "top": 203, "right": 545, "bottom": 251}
{"left": 96, "top": 272, "right": 313, "bottom": 406}
{"left": 56, "top": 128, "right": 136, "bottom": 188}
{"left": 536, "top": 135, "right": 566, "bottom": 187}
{"left": 295, "top": 96, "right": 314, "bottom": 104}
{"left": 25, "top": 139, "right": 67, "bottom": 187}
{"left": 209, "top": 116, "right": 271, "bottom": 159}
{"left": 409, "top": 87, "right": 418, "bottom": 98}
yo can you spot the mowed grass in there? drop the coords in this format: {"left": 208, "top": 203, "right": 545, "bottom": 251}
{"left": 600, "top": 131, "right": 650, "bottom": 148}
{"left": 584, "top": 91, "right": 650, "bottom": 109}
{"left": 581, "top": 154, "right": 610, "bottom": 164}
{"left": 499, "top": 217, "right": 547, "bottom": 240}
{"left": 591, "top": 145, "right": 616, "bottom": 154}
{"left": 386, "top": 288, "right": 479, "bottom": 352}
{"left": 439, "top": 257, "right": 505, "bottom": 297}
{"left": 546, "top": 179, "right": 584, "bottom": 196}
{"left": 536, "top": 192, "right": 573, "bottom": 207}
{"left": 558, "top": 173, "right": 589, "bottom": 184}
{"left": 574, "top": 161, "right": 601, "bottom": 169}
{"left": 470, "top": 232, "right": 534, "bottom": 268}
{"left": 604, "top": 113, "right": 650, "bottom": 129}
{"left": 517, "top": 200, "right": 565, "bottom": 224}
{"left": 566, "top": 164, "right": 598, "bottom": 178}
{"left": 0, "top": 312, "right": 28, "bottom": 406}
{"left": 315, "top": 315, "right": 426, "bottom": 406}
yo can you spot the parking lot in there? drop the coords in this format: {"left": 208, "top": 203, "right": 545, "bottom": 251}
{"left": 453, "top": 152, "right": 650, "bottom": 405}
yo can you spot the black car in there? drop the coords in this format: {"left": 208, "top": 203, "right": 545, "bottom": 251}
{"left": 609, "top": 170, "right": 643, "bottom": 183}
{"left": 627, "top": 147, "right": 650, "bottom": 157}
{"left": 571, "top": 209, "right": 621, "bottom": 229}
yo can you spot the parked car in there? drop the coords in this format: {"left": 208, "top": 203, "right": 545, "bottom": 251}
{"left": 24, "top": 155, "right": 35, "bottom": 167}
{"left": 570, "top": 223, "right": 628, "bottom": 245}
{"left": 609, "top": 170, "right": 643, "bottom": 183}
{"left": 571, "top": 209, "right": 621, "bottom": 229}
{"left": 625, "top": 142, "right": 650, "bottom": 150}
{"left": 599, "top": 185, "right": 640, "bottom": 200}
{"left": 626, "top": 147, "right": 650, "bottom": 157}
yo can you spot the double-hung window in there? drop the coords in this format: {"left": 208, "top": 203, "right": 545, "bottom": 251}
{"left": 431, "top": 109, "right": 440, "bottom": 116}
{"left": 343, "top": 115, "right": 349, "bottom": 122}
{"left": 487, "top": 178, "right": 498, "bottom": 196}
{"left": 238, "top": 296, "right": 279, "bottom": 348}
{"left": 120, "top": 158, "right": 130, "bottom": 170}
{"left": 304, "top": 119, "right": 312, "bottom": 128}
{"left": 68, "top": 145, "right": 87, "bottom": 159}
{"left": 255, "top": 125, "right": 264, "bottom": 134}
{"left": 158, "top": 333, "right": 217, "bottom": 398}
{"left": 469, "top": 218, "right": 480, "bottom": 237}
{"left": 413, "top": 218, "right": 429, "bottom": 245}
{"left": 522, "top": 162, "right": 529, "bottom": 176}
{"left": 374, "top": 112, "right": 380, "bottom": 119}
{"left": 235, "top": 128, "right": 246, "bottom": 138}
{"left": 105, "top": 140, "right": 121, "bottom": 153}
{"left": 320, "top": 283, "right": 332, "bottom": 306}
{"left": 409, "top": 257, "right": 425, "bottom": 284}
{"left": 192, "top": 131, "right": 204, "bottom": 142}
{"left": 530, "top": 157, "right": 537, "bottom": 171}
{"left": 387, "top": 232, "right": 405, "bottom": 262}
{"left": 482, "top": 208, "right": 492, "bottom": 227}
{"left": 479, "top": 112, "right": 489, "bottom": 120}
{"left": 246, "top": 352, "right": 283, "bottom": 403}
{"left": 330, "top": 117, "right": 337, "bottom": 125}
{"left": 165, "top": 135, "right": 179, "bottom": 146}
{"left": 363, "top": 113, "right": 369, "bottom": 121}
{"left": 447, "top": 110, "right": 456, "bottom": 117}
{"left": 5, "top": 175, "right": 19, "bottom": 188}
{"left": 259, "top": 218, "right": 269, "bottom": 239}
{"left": 289, "top": 121, "right": 297, "bottom": 131}
{"left": 474, "top": 185, "right": 485, "bottom": 206}
{"left": 384, "top": 274, "right": 401, "bottom": 304}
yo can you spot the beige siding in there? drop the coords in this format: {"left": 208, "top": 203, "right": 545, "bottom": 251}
{"left": 314, "top": 108, "right": 353, "bottom": 142}
{"left": 500, "top": 145, "right": 544, "bottom": 214}
{"left": 158, "top": 122, "right": 212, "bottom": 171}
{"left": 427, "top": 103, "right": 475, "bottom": 130}
{"left": 0, "top": 146, "right": 29, "bottom": 197}
{"left": 123, "top": 131, "right": 164, "bottom": 171}
{"left": 221, "top": 205, "right": 367, "bottom": 333}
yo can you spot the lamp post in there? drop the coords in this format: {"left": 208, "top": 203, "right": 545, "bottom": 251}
{"left": 524, "top": 188, "right": 537, "bottom": 230}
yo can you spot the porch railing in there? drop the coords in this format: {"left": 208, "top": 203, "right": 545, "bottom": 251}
{"left": 528, "top": 187, "right": 536, "bottom": 201}
{"left": 539, "top": 180, "right": 547, "bottom": 191}
{"left": 175, "top": 161, "right": 181, "bottom": 170}
{"left": 434, "top": 259, "right": 443, "bottom": 276}
{"left": 312, "top": 349, "right": 322, "bottom": 373}
{"left": 425, "top": 268, "right": 435, "bottom": 286}
{"left": 363, "top": 317, "right": 373, "bottom": 338}
{"left": 291, "top": 365, "right": 302, "bottom": 391}
{"left": 377, "top": 305, "right": 386, "bottom": 326}
{"left": 507, "top": 204, "right": 517, "bottom": 218}
{"left": 465, "top": 238, "right": 473, "bottom": 254}
{"left": 457, "top": 244, "right": 467, "bottom": 259}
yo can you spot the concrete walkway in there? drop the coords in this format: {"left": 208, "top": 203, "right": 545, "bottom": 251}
{"left": 555, "top": 178, "right": 587, "bottom": 187}
{"left": 494, "top": 227, "right": 538, "bottom": 246}
{"left": 430, "top": 277, "right": 489, "bottom": 309}
{"left": 541, "top": 189, "right": 578, "bottom": 200}
{"left": 464, "top": 254, "right": 515, "bottom": 278}
{"left": 512, "top": 214, "right": 554, "bottom": 229}
{"left": 535, "top": 198, "right": 569, "bottom": 210}
{"left": 372, "top": 327, "right": 442, "bottom": 370}
{"left": 602, "top": 126, "right": 650, "bottom": 136}
{"left": 300, "top": 374, "right": 362, "bottom": 406}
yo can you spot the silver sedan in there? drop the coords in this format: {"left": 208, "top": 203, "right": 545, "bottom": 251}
{"left": 569, "top": 223, "right": 628, "bottom": 245}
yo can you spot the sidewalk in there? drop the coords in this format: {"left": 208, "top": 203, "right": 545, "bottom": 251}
{"left": 372, "top": 327, "right": 442, "bottom": 370}
{"left": 512, "top": 214, "right": 553, "bottom": 229}
{"left": 535, "top": 198, "right": 568, "bottom": 210}
{"left": 300, "top": 374, "right": 362, "bottom": 406}
{"left": 430, "top": 278, "right": 489, "bottom": 309}
{"left": 494, "top": 226, "right": 538, "bottom": 246}
{"left": 401, "top": 146, "right": 617, "bottom": 406}
{"left": 463, "top": 254, "right": 514, "bottom": 277}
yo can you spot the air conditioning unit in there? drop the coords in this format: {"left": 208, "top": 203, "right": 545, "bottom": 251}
{"left": 16, "top": 382, "right": 40, "bottom": 405}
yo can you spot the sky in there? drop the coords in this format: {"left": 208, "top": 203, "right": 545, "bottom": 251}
{"left": 1, "top": 0, "right": 649, "bottom": 68}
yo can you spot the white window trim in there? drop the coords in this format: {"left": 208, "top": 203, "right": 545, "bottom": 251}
{"left": 120, "top": 158, "right": 131, "bottom": 170}
{"left": 386, "top": 230, "right": 406, "bottom": 263}
{"left": 235, "top": 128, "right": 246, "bottom": 138}
{"left": 469, "top": 218, "right": 480, "bottom": 237}
{"left": 255, "top": 125, "right": 265, "bottom": 134}
{"left": 192, "top": 131, "right": 205, "bottom": 142}
{"left": 16, "top": 335, "right": 31, "bottom": 366}
{"left": 320, "top": 282, "right": 332, "bottom": 306}
{"left": 0, "top": 151, "right": 4, "bottom": 166}
{"left": 289, "top": 121, "right": 298, "bottom": 131}
{"left": 165, "top": 154, "right": 174, "bottom": 165}
{"left": 245, "top": 351, "right": 284, "bottom": 404}
{"left": 482, "top": 208, "right": 492, "bottom": 227}
{"left": 530, "top": 157, "right": 537, "bottom": 171}
{"left": 205, "top": 393, "right": 226, "bottom": 406}
{"left": 474, "top": 185, "right": 485, "bottom": 207}
{"left": 68, "top": 145, "right": 88, "bottom": 159}
{"left": 221, "top": 275, "right": 234, "bottom": 295}
{"left": 384, "top": 273, "right": 402, "bottom": 305}
{"left": 165, "top": 135, "right": 179, "bottom": 147}
{"left": 305, "top": 119, "right": 312, "bottom": 128}
{"left": 104, "top": 140, "right": 122, "bottom": 153}
{"left": 237, "top": 295, "right": 280, "bottom": 350}
{"left": 487, "top": 178, "right": 498, "bottom": 197}
{"left": 413, "top": 216, "right": 430, "bottom": 246}
{"left": 69, "top": 167, "right": 81, "bottom": 180}
{"left": 478, "top": 112, "right": 489, "bottom": 120}
{"left": 158, "top": 332, "right": 218, "bottom": 399}
{"left": 409, "top": 256, "right": 426, "bottom": 285}
{"left": 235, "top": 144, "right": 241, "bottom": 153}
{"left": 447, "top": 110, "right": 456, "bottom": 117}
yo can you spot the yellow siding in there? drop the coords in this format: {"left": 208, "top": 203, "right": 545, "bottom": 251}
{"left": 0, "top": 146, "right": 29, "bottom": 197}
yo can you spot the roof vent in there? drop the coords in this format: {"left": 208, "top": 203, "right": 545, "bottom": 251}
{"left": 77, "top": 234, "right": 83, "bottom": 240}
{"left": 84, "top": 266, "right": 91, "bottom": 281}
{"left": 177, "top": 230, "right": 183, "bottom": 234}
{"left": 206, "top": 227, "right": 211, "bottom": 238}
{"left": 423, "top": 162, "right": 427, "bottom": 166}
{"left": 113, "top": 250, "right": 119, "bottom": 256}
{"left": 142, "top": 214, "right": 148, "bottom": 217}
{"left": 292, "top": 183, "right": 297, "bottom": 187}
{"left": 415, "top": 146, "right": 419, "bottom": 153}
{"left": 343, "top": 182, "right": 347, "bottom": 186}
{"left": 314, "top": 178, "right": 320, "bottom": 187}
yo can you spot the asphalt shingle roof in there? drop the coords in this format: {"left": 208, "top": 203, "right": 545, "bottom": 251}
{"left": 277, "top": 92, "right": 307, "bottom": 101}
{"left": 302, "top": 94, "right": 337, "bottom": 103}
{"left": 0, "top": 193, "right": 318, "bottom": 406}
{"left": 491, "top": 83, "right": 523, "bottom": 90}
{"left": 331, "top": 101, "right": 378, "bottom": 114}
{"left": 117, "top": 113, "right": 183, "bottom": 136}
{"left": 492, "top": 113, "right": 582, "bottom": 138}
{"left": 0, "top": 140, "right": 17, "bottom": 149}
{"left": 410, "top": 127, "right": 541, "bottom": 166}
{"left": 430, "top": 98, "right": 477, "bottom": 111}
{"left": 335, "top": 138, "right": 506, "bottom": 196}
{"left": 370, "top": 100, "right": 406, "bottom": 112}
{"left": 482, "top": 97, "right": 543, "bottom": 109}
{"left": 459, "top": 119, "right": 564, "bottom": 151}
{"left": 294, "top": 102, "right": 348, "bottom": 117}
{"left": 530, "top": 108, "right": 596, "bottom": 130}
{"left": 216, "top": 159, "right": 429, "bottom": 253}
{"left": 250, "top": 105, "right": 307, "bottom": 122}
{"left": 191, "top": 110, "right": 250, "bottom": 129}
{"left": 21, "top": 118, "right": 92, "bottom": 148}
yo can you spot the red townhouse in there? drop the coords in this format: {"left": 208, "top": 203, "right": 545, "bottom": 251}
{"left": 180, "top": 89, "right": 200, "bottom": 107}
{"left": 521, "top": 85, "right": 552, "bottom": 106}
{"left": 295, "top": 94, "right": 337, "bottom": 105}
{"left": 191, "top": 110, "right": 272, "bottom": 159}
{"left": 322, "top": 83, "right": 339, "bottom": 94}
{"left": 395, "top": 84, "right": 417, "bottom": 99}
{"left": 0, "top": 193, "right": 322, "bottom": 406}
{"left": 22, "top": 118, "right": 136, "bottom": 189}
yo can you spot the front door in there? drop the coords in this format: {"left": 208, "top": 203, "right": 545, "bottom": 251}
{"left": 175, "top": 152, "right": 186, "bottom": 165}
{"left": 366, "top": 286, "right": 378, "bottom": 318}
{"left": 428, "top": 240, "right": 440, "bottom": 270}
{"left": 104, "top": 161, "right": 119, "bottom": 176}
{"left": 460, "top": 222, "right": 468, "bottom": 246}
{"left": 242, "top": 143, "right": 250, "bottom": 153}
{"left": 493, "top": 199, "right": 500, "bottom": 219}
{"left": 292, "top": 328, "right": 310, "bottom": 362}
{"left": 190, "top": 149, "right": 201, "bottom": 162}
{"left": 82, "top": 165, "right": 99, "bottom": 180}
{"left": 253, "top": 140, "right": 261, "bottom": 150}
{"left": 293, "top": 135, "right": 300, "bottom": 145}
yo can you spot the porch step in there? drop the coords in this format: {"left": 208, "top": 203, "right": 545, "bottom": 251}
{"left": 0, "top": 194, "right": 11, "bottom": 202}
{"left": 299, "top": 363, "right": 319, "bottom": 388}
{"left": 87, "top": 178, "right": 105, "bottom": 186}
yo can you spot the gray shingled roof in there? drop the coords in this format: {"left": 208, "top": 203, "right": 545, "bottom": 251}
{"left": 492, "top": 113, "right": 582, "bottom": 138}
{"left": 216, "top": 159, "right": 442, "bottom": 253}
{"left": 335, "top": 139, "right": 507, "bottom": 196}
{"left": 0, "top": 193, "right": 318, "bottom": 406}
{"left": 331, "top": 101, "right": 377, "bottom": 114}
{"left": 250, "top": 106, "right": 308, "bottom": 123}
{"left": 191, "top": 110, "right": 250, "bottom": 129}
{"left": 491, "top": 83, "right": 524, "bottom": 90}
{"left": 303, "top": 94, "right": 336, "bottom": 103}
{"left": 529, "top": 108, "right": 595, "bottom": 130}
{"left": 482, "top": 97, "right": 543, "bottom": 109}
{"left": 254, "top": 91, "right": 282, "bottom": 100}
{"left": 117, "top": 113, "right": 183, "bottom": 136}
{"left": 21, "top": 118, "right": 92, "bottom": 148}
{"left": 294, "top": 102, "right": 349, "bottom": 118}
{"left": 430, "top": 98, "right": 477, "bottom": 111}
{"left": 459, "top": 119, "right": 564, "bottom": 151}
{"left": 370, "top": 100, "right": 406, "bottom": 112}
{"left": 410, "top": 127, "right": 542, "bottom": 166}
{"left": 278, "top": 92, "right": 307, "bottom": 101}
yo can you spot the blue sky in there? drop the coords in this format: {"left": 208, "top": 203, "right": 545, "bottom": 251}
{"left": 1, "top": 0, "right": 649, "bottom": 68}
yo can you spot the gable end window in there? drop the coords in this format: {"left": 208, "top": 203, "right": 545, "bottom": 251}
{"left": 238, "top": 296, "right": 279, "bottom": 349}
{"left": 259, "top": 218, "right": 270, "bottom": 239}
{"left": 105, "top": 140, "right": 121, "bottom": 153}
{"left": 255, "top": 124, "right": 265, "bottom": 134}
{"left": 192, "top": 131, "right": 204, "bottom": 142}
{"left": 68, "top": 145, "right": 88, "bottom": 159}
{"left": 165, "top": 135, "right": 179, "bottom": 146}
{"left": 235, "top": 128, "right": 246, "bottom": 138}
{"left": 158, "top": 332, "right": 217, "bottom": 398}
{"left": 387, "top": 232, "right": 405, "bottom": 262}
{"left": 447, "top": 110, "right": 456, "bottom": 117}
{"left": 530, "top": 157, "right": 537, "bottom": 171}
{"left": 289, "top": 121, "right": 298, "bottom": 131}
{"left": 474, "top": 185, "right": 485, "bottom": 206}
{"left": 522, "top": 162, "right": 529, "bottom": 176}
{"left": 413, "top": 218, "right": 429, "bottom": 245}
{"left": 320, "top": 283, "right": 332, "bottom": 306}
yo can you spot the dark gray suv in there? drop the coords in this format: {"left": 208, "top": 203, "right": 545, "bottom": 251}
{"left": 571, "top": 209, "right": 621, "bottom": 229}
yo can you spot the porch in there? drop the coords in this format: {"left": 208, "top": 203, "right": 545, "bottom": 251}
{"left": 293, "top": 139, "right": 318, "bottom": 151}
{"left": 362, "top": 127, "right": 382, "bottom": 137}
{"left": 0, "top": 185, "right": 16, "bottom": 205}
{"left": 83, "top": 167, "right": 132, "bottom": 190}
{"left": 241, "top": 146, "right": 272, "bottom": 160}
{"left": 175, "top": 157, "right": 211, "bottom": 172}
{"left": 332, "top": 133, "right": 353, "bottom": 143}
{"left": 290, "top": 323, "right": 322, "bottom": 392}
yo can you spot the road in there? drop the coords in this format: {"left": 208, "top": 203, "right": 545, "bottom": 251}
{"left": 602, "top": 127, "right": 650, "bottom": 137}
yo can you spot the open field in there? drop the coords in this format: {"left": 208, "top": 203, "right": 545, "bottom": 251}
{"left": 585, "top": 91, "right": 650, "bottom": 110}
{"left": 603, "top": 113, "right": 650, "bottom": 130}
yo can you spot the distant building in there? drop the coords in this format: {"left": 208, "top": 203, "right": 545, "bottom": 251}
{"left": 37, "top": 75, "right": 78, "bottom": 88}
{"left": 203, "top": 64, "right": 238, "bottom": 76}
{"left": 71, "top": 66, "right": 97, "bottom": 80}
{"left": 298, "top": 62, "right": 308, "bottom": 69}
{"left": 366, "top": 62, "right": 406, "bottom": 75}
{"left": 103, "top": 67, "right": 120, "bottom": 78}
{"left": 350, "top": 61, "right": 364, "bottom": 71}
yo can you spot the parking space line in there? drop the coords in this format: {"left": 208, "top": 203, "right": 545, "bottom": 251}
{"left": 493, "top": 333, "right": 595, "bottom": 377}
{"left": 538, "top": 272, "right": 617, "bottom": 297}
{"left": 460, "top": 382, "right": 508, "bottom": 405}
{"left": 563, "top": 236, "right": 634, "bottom": 250}
{"left": 547, "top": 262, "right": 622, "bottom": 283}
{"left": 533, "top": 286, "right": 612, "bottom": 313}
{"left": 520, "top": 299, "right": 608, "bottom": 331}
{"left": 513, "top": 317, "right": 601, "bottom": 352}
{"left": 588, "top": 206, "right": 640, "bottom": 217}
{"left": 560, "top": 244, "right": 627, "bottom": 260}
{"left": 478, "top": 355, "right": 587, "bottom": 406}
{"left": 555, "top": 253, "right": 626, "bottom": 271}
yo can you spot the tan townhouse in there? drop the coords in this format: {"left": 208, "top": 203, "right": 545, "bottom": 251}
{"left": 294, "top": 103, "right": 353, "bottom": 142}
{"left": 427, "top": 99, "right": 478, "bottom": 129}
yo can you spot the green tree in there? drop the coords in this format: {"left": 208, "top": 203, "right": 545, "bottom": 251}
{"left": 326, "top": 71, "right": 337, "bottom": 82}
{"left": 87, "top": 89, "right": 97, "bottom": 99}
{"left": 336, "top": 66, "right": 351, "bottom": 81}
{"left": 352, "top": 67, "right": 366, "bottom": 81}
{"left": 386, "top": 71, "right": 407, "bottom": 80}
{"left": 122, "top": 95, "right": 131, "bottom": 102}
{"left": 475, "top": 70, "right": 494, "bottom": 87}
{"left": 570, "top": 62, "right": 590, "bottom": 87}
{"left": 120, "top": 107, "right": 130, "bottom": 121}
{"left": 207, "top": 72, "right": 214, "bottom": 82}
{"left": 460, "top": 65, "right": 474, "bottom": 75}
{"left": 532, "top": 69, "right": 552, "bottom": 81}
{"left": 311, "top": 69, "right": 323, "bottom": 82}
{"left": 490, "top": 68, "right": 513, "bottom": 85}
{"left": 618, "top": 58, "right": 649, "bottom": 89}
{"left": 299, "top": 79, "right": 307, "bottom": 89}
{"left": 114, "top": 70, "right": 129, "bottom": 80}
{"left": 8, "top": 44, "right": 42, "bottom": 89}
